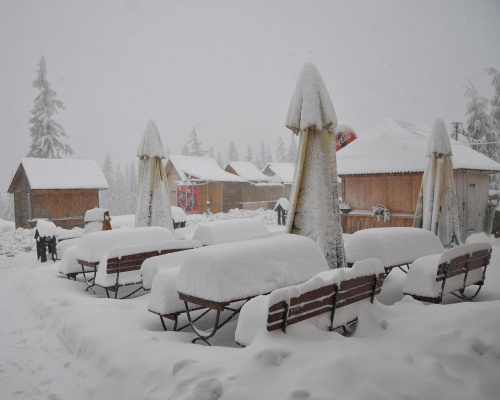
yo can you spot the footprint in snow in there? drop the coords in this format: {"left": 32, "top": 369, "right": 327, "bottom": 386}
{"left": 255, "top": 348, "right": 291, "bottom": 366}
{"left": 172, "top": 359, "right": 198, "bottom": 376}
{"left": 192, "top": 377, "right": 223, "bottom": 400}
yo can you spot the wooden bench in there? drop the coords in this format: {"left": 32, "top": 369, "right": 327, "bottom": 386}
{"left": 403, "top": 242, "right": 492, "bottom": 304}
{"left": 345, "top": 227, "right": 445, "bottom": 276}
{"left": 94, "top": 240, "right": 202, "bottom": 299}
{"left": 235, "top": 259, "right": 385, "bottom": 346}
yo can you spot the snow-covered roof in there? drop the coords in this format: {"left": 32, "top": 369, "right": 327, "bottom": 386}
{"left": 226, "top": 161, "right": 272, "bottom": 182}
{"left": 337, "top": 118, "right": 500, "bottom": 175}
{"left": 263, "top": 163, "right": 296, "bottom": 183}
{"left": 167, "top": 155, "right": 245, "bottom": 182}
{"left": 14, "top": 158, "right": 109, "bottom": 190}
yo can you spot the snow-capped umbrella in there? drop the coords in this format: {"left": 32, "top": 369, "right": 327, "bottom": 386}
{"left": 135, "top": 119, "right": 174, "bottom": 232}
{"left": 413, "top": 119, "right": 461, "bottom": 247}
{"left": 285, "top": 62, "right": 345, "bottom": 269}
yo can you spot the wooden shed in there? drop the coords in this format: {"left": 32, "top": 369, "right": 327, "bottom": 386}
{"left": 336, "top": 119, "right": 500, "bottom": 240}
{"left": 261, "top": 163, "right": 295, "bottom": 184}
{"left": 8, "top": 158, "right": 109, "bottom": 229}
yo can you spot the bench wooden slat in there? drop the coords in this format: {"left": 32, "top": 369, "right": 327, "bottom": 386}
{"left": 268, "top": 306, "right": 333, "bottom": 332}
{"left": 289, "top": 285, "right": 336, "bottom": 306}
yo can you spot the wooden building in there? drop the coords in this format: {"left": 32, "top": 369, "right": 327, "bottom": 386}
{"left": 262, "top": 163, "right": 295, "bottom": 184}
{"left": 8, "top": 158, "right": 109, "bottom": 229}
{"left": 166, "top": 156, "right": 291, "bottom": 214}
{"left": 336, "top": 119, "right": 500, "bottom": 240}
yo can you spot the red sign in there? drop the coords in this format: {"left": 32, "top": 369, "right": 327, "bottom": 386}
{"left": 336, "top": 129, "right": 357, "bottom": 151}
{"left": 177, "top": 185, "right": 199, "bottom": 214}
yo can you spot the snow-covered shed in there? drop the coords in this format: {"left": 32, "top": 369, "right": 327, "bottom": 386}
{"left": 166, "top": 156, "right": 291, "bottom": 214}
{"left": 336, "top": 119, "right": 500, "bottom": 239}
{"left": 8, "top": 158, "right": 109, "bottom": 229}
{"left": 225, "top": 161, "right": 271, "bottom": 183}
{"left": 261, "top": 163, "right": 295, "bottom": 184}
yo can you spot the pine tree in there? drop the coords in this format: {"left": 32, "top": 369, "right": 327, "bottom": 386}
{"left": 287, "top": 135, "right": 298, "bottom": 163}
{"left": 245, "top": 144, "right": 254, "bottom": 163}
{"left": 114, "top": 165, "right": 127, "bottom": 215}
{"left": 0, "top": 192, "right": 15, "bottom": 222}
{"left": 227, "top": 141, "right": 239, "bottom": 162}
{"left": 27, "top": 56, "right": 73, "bottom": 158}
{"left": 181, "top": 144, "right": 189, "bottom": 155}
{"left": 266, "top": 146, "right": 274, "bottom": 164}
{"left": 216, "top": 151, "right": 224, "bottom": 168}
{"left": 487, "top": 67, "right": 500, "bottom": 125}
{"left": 125, "top": 162, "right": 138, "bottom": 214}
{"left": 276, "top": 136, "right": 287, "bottom": 162}
{"left": 209, "top": 146, "right": 215, "bottom": 159}
{"left": 187, "top": 127, "right": 204, "bottom": 156}
{"left": 256, "top": 141, "right": 266, "bottom": 170}
{"left": 464, "top": 82, "right": 500, "bottom": 161}
{"left": 100, "top": 153, "right": 115, "bottom": 212}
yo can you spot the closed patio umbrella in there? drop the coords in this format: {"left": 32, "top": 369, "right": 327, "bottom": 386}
{"left": 285, "top": 62, "right": 345, "bottom": 269}
{"left": 413, "top": 119, "right": 461, "bottom": 247}
{"left": 135, "top": 119, "right": 174, "bottom": 232}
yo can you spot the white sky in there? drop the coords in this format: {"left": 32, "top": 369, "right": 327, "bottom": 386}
{"left": 1, "top": 0, "right": 500, "bottom": 192}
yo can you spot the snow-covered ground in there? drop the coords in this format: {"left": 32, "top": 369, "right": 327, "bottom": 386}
{"left": 1, "top": 212, "right": 499, "bottom": 400}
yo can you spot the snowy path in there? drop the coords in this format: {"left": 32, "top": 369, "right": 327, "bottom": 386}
{"left": 0, "top": 254, "right": 96, "bottom": 400}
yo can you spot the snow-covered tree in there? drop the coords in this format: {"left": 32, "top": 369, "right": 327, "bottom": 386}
{"left": 209, "top": 146, "right": 215, "bottom": 159}
{"left": 266, "top": 146, "right": 274, "bottom": 164}
{"left": 287, "top": 134, "right": 298, "bottom": 163}
{"left": 114, "top": 165, "right": 127, "bottom": 215}
{"left": 276, "top": 136, "right": 287, "bottom": 162}
{"left": 0, "top": 192, "right": 15, "bottom": 222}
{"left": 464, "top": 81, "right": 500, "bottom": 162}
{"left": 245, "top": 144, "right": 254, "bottom": 163}
{"left": 100, "top": 153, "right": 115, "bottom": 212}
{"left": 227, "top": 141, "right": 239, "bottom": 162}
{"left": 26, "top": 56, "right": 73, "bottom": 158}
{"left": 256, "top": 141, "right": 266, "bottom": 170}
{"left": 126, "top": 161, "right": 138, "bottom": 214}
{"left": 187, "top": 127, "right": 204, "bottom": 156}
{"left": 487, "top": 67, "right": 500, "bottom": 125}
{"left": 216, "top": 151, "right": 224, "bottom": 168}
{"left": 181, "top": 144, "right": 189, "bottom": 156}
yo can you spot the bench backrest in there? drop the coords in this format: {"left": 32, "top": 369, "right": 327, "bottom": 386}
{"left": 436, "top": 248, "right": 491, "bottom": 282}
{"left": 105, "top": 248, "right": 188, "bottom": 275}
{"left": 267, "top": 263, "right": 385, "bottom": 333}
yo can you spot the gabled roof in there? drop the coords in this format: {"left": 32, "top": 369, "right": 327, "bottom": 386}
{"left": 8, "top": 158, "right": 109, "bottom": 192}
{"left": 337, "top": 118, "right": 500, "bottom": 175}
{"left": 263, "top": 163, "right": 296, "bottom": 183}
{"left": 167, "top": 155, "right": 245, "bottom": 182}
{"left": 225, "top": 161, "right": 271, "bottom": 182}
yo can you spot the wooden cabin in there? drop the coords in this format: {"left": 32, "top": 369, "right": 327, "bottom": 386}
{"left": 336, "top": 119, "right": 500, "bottom": 240}
{"left": 166, "top": 156, "right": 291, "bottom": 214}
{"left": 8, "top": 158, "right": 109, "bottom": 229}
{"left": 261, "top": 163, "right": 295, "bottom": 184}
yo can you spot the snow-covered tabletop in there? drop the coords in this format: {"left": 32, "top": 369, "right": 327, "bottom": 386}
{"left": 191, "top": 218, "right": 268, "bottom": 246}
{"left": 141, "top": 249, "right": 194, "bottom": 290}
{"left": 177, "top": 234, "right": 329, "bottom": 303}
{"left": 76, "top": 227, "right": 175, "bottom": 264}
{"left": 345, "top": 227, "right": 445, "bottom": 268}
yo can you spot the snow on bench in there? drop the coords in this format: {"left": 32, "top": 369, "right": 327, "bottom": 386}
{"left": 235, "top": 259, "right": 385, "bottom": 346}
{"left": 191, "top": 218, "right": 269, "bottom": 246}
{"left": 403, "top": 242, "right": 492, "bottom": 303}
{"left": 94, "top": 239, "right": 201, "bottom": 299}
{"left": 59, "top": 245, "right": 94, "bottom": 279}
{"left": 177, "top": 234, "right": 329, "bottom": 344}
{"left": 345, "top": 227, "right": 445, "bottom": 275}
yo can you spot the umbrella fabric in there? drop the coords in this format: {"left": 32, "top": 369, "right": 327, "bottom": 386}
{"left": 135, "top": 120, "right": 174, "bottom": 231}
{"left": 413, "top": 119, "right": 461, "bottom": 247}
{"left": 285, "top": 63, "right": 345, "bottom": 269}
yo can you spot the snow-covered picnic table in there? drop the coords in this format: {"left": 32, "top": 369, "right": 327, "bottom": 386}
{"left": 175, "top": 234, "right": 329, "bottom": 344}
{"left": 345, "top": 227, "right": 445, "bottom": 276}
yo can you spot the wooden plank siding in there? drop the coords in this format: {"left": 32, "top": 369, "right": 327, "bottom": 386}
{"left": 340, "top": 170, "right": 491, "bottom": 240}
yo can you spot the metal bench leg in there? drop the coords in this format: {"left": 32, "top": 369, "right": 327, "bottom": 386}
{"left": 81, "top": 266, "right": 96, "bottom": 295}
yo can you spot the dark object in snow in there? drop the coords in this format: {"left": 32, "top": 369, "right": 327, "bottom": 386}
{"left": 273, "top": 198, "right": 289, "bottom": 225}
{"left": 35, "top": 229, "right": 57, "bottom": 263}
{"left": 339, "top": 203, "right": 352, "bottom": 214}
{"left": 403, "top": 242, "right": 492, "bottom": 304}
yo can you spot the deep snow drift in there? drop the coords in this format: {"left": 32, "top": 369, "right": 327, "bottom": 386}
{"left": 1, "top": 212, "right": 500, "bottom": 400}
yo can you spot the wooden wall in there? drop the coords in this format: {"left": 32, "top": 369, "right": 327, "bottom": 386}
{"left": 340, "top": 170, "right": 492, "bottom": 240}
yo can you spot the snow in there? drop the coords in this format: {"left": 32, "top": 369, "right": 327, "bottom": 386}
{"left": 171, "top": 206, "right": 187, "bottom": 223}
{"left": 59, "top": 245, "right": 93, "bottom": 275}
{"left": 1, "top": 211, "right": 500, "bottom": 400}
{"left": 236, "top": 258, "right": 385, "bottom": 346}
{"left": 75, "top": 227, "right": 174, "bottom": 263}
{"left": 55, "top": 237, "right": 81, "bottom": 260}
{"left": 141, "top": 249, "right": 193, "bottom": 290}
{"left": 176, "top": 234, "right": 329, "bottom": 302}
{"left": 192, "top": 218, "right": 269, "bottom": 246}
{"left": 427, "top": 118, "right": 453, "bottom": 156}
{"left": 273, "top": 197, "right": 289, "bottom": 211}
{"left": 168, "top": 155, "right": 245, "bottom": 182}
{"left": 225, "top": 161, "right": 271, "bottom": 182}
{"left": 337, "top": 118, "right": 500, "bottom": 175}
{"left": 262, "top": 162, "right": 295, "bottom": 183}
{"left": 345, "top": 227, "right": 445, "bottom": 267}
{"left": 17, "top": 158, "right": 109, "bottom": 190}
{"left": 286, "top": 62, "right": 337, "bottom": 134}
{"left": 136, "top": 119, "right": 166, "bottom": 158}
{"left": 84, "top": 208, "right": 109, "bottom": 222}
{"left": 35, "top": 219, "right": 57, "bottom": 237}
{"left": 336, "top": 122, "right": 357, "bottom": 134}
{"left": 56, "top": 227, "right": 84, "bottom": 240}
{"left": 403, "top": 242, "right": 491, "bottom": 298}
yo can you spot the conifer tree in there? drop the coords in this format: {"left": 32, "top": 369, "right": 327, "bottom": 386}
{"left": 276, "top": 136, "right": 287, "bottom": 162}
{"left": 487, "top": 67, "right": 500, "bottom": 125}
{"left": 27, "top": 56, "right": 73, "bottom": 158}
{"left": 256, "top": 141, "right": 267, "bottom": 170}
{"left": 287, "top": 134, "right": 298, "bottom": 163}
{"left": 209, "top": 146, "right": 215, "bottom": 159}
{"left": 187, "top": 127, "right": 204, "bottom": 156}
{"left": 245, "top": 144, "right": 254, "bottom": 163}
{"left": 114, "top": 165, "right": 127, "bottom": 215}
{"left": 181, "top": 144, "right": 189, "bottom": 155}
{"left": 100, "top": 153, "right": 115, "bottom": 212}
{"left": 227, "top": 141, "right": 239, "bottom": 162}
{"left": 216, "top": 151, "right": 224, "bottom": 168}
{"left": 127, "top": 162, "right": 138, "bottom": 214}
